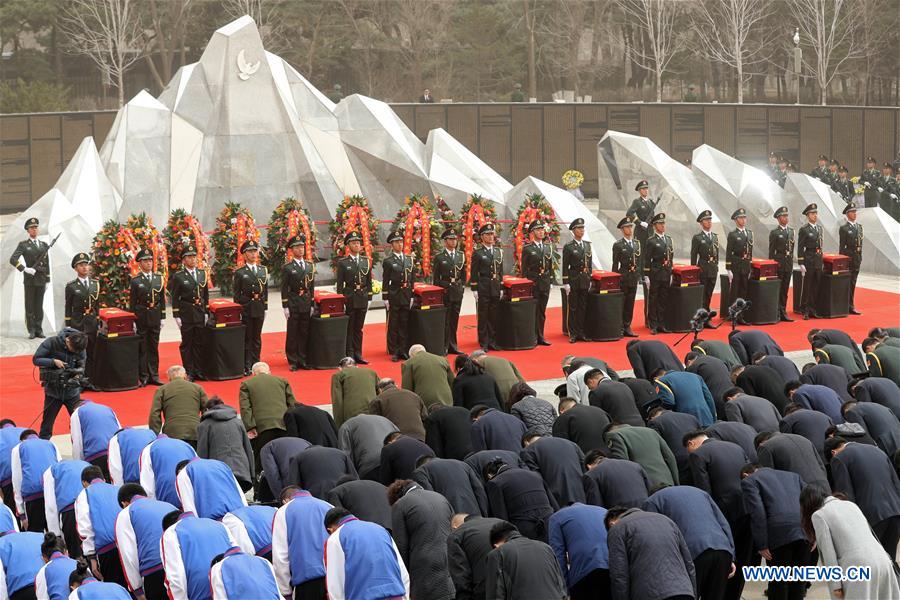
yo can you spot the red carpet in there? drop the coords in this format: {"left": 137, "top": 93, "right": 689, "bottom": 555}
{"left": 2, "top": 287, "right": 896, "bottom": 436}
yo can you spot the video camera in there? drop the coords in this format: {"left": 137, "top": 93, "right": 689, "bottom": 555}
{"left": 689, "top": 308, "right": 717, "bottom": 332}
{"left": 40, "top": 367, "right": 85, "bottom": 391}
{"left": 728, "top": 298, "right": 752, "bottom": 319}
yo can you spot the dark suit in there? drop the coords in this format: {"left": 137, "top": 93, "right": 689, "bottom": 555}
{"left": 589, "top": 381, "right": 643, "bottom": 427}
{"left": 470, "top": 245, "right": 503, "bottom": 349}
{"left": 169, "top": 267, "right": 210, "bottom": 377}
{"left": 690, "top": 230, "right": 719, "bottom": 310}
{"left": 8, "top": 236, "right": 50, "bottom": 335}
{"left": 583, "top": 459, "right": 651, "bottom": 509}
{"left": 325, "top": 480, "right": 392, "bottom": 532}
{"left": 649, "top": 410, "right": 701, "bottom": 485}
{"left": 520, "top": 437, "right": 586, "bottom": 507}
{"left": 284, "top": 404, "right": 338, "bottom": 447}
{"left": 425, "top": 406, "right": 473, "bottom": 460}
{"left": 838, "top": 220, "right": 863, "bottom": 311}
{"left": 432, "top": 248, "right": 465, "bottom": 352}
{"left": 336, "top": 254, "right": 372, "bottom": 359}
{"left": 726, "top": 228, "right": 753, "bottom": 305}
{"left": 612, "top": 237, "right": 642, "bottom": 330}
{"left": 797, "top": 222, "right": 824, "bottom": 317}
{"left": 382, "top": 253, "right": 414, "bottom": 358}
{"left": 129, "top": 271, "right": 165, "bottom": 382}
{"left": 233, "top": 264, "right": 268, "bottom": 370}
{"left": 562, "top": 239, "right": 591, "bottom": 339}
{"left": 643, "top": 233, "right": 674, "bottom": 331}
{"left": 522, "top": 241, "right": 553, "bottom": 342}
{"left": 780, "top": 409, "right": 833, "bottom": 459}
{"left": 768, "top": 226, "right": 795, "bottom": 318}
{"left": 485, "top": 466, "right": 558, "bottom": 541}
{"left": 735, "top": 364, "right": 788, "bottom": 414}
{"left": 288, "top": 445, "right": 357, "bottom": 499}
{"left": 626, "top": 340, "right": 683, "bottom": 380}
{"left": 412, "top": 458, "right": 489, "bottom": 516}
{"left": 757, "top": 433, "right": 830, "bottom": 493}
{"left": 65, "top": 277, "right": 100, "bottom": 376}
{"left": 855, "top": 378, "right": 900, "bottom": 419}
{"left": 281, "top": 258, "right": 314, "bottom": 368}
{"left": 706, "top": 420, "right": 759, "bottom": 462}
{"left": 844, "top": 402, "right": 900, "bottom": 457}
{"left": 686, "top": 355, "right": 732, "bottom": 418}
{"left": 552, "top": 405, "right": 611, "bottom": 454}
{"left": 729, "top": 330, "right": 783, "bottom": 365}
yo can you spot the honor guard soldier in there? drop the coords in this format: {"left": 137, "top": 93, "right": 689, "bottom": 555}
{"left": 470, "top": 223, "right": 503, "bottom": 351}
{"left": 233, "top": 240, "right": 268, "bottom": 376}
{"left": 643, "top": 213, "right": 674, "bottom": 335}
{"left": 839, "top": 202, "right": 863, "bottom": 316}
{"left": 776, "top": 157, "right": 789, "bottom": 188}
{"left": 725, "top": 208, "right": 753, "bottom": 320}
{"left": 626, "top": 180, "right": 656, "bottom": 247}
{"left": 826, "top": 159, "right": 840, "bottom": 186}
{"left": 797, "top": 204, "right": 824, "bottom": 320}
{"left": 766, "top": 152, "right": 779, "bottom": 180}
{"left": 561, "top": 218, "right": 591, "bottom": 343}
{"left": 8, "top": 217, "right": 50, "bottom": 339}
{"left": 382, "top": 231, "right": 414, "bottom": 362}
{"left": 810, "top": 154, "right": 829, "bottom": 182}
{"left": 860, "top": 156, "right": 880, "bottom": 207}
{"left": 336, "top": 232, "right": 373, "bottom": 364}
{"left": 65, "top": 253, "right": 100, "bottom": 383}
{"left": 879, "top": 162, "right": 898, "bottom": 216}
{"left": 432, "top": 228, "right": 465, "bottom": 354}
{"left": 129, "top": 249, "right": 165, "bottom": 386}
{"left": 768, "top": 207, "right": 795, "bottom": 322}
{"left": 690, "top": 210, "right": 719, "bottom": 314}
{"left": 522, "top": 221, "right": 553, "bottom": 346}
{"left": 834, "top": 166, "right": 853, "bottom": 203}
{"left": 281, "top": 235, "right": 315, "bottom": 371}
{"left": 169, "top": 247, "right": 209, "bottom": 380}
{"left": 611, "top": 216, "right": 641, "bottom": 337}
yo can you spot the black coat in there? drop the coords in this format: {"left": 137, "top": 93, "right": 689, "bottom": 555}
{"left": 284, "top": 404, "right": 338, "bottom": 448}
{"left": 705, "top": 420, "right": 759, "bottom": 462}
{"left": 855, "top": 377, "right": 900, "bottom": 420}
{"left": 552, "top": 405, "right": 611, "bottom": 454}
{"left": 689, "top": 439, "right": 749, "bottom": 522}
{"left": 447, "top": 515, "right": 505, "bottom": 600}
{"left": 129, "top": 272, "right": 165, "bottom": 328}
{"left": 412, "top": 458, "right": 488, "bottom": 516}
{"left": 831, "top": 442, "right": 900, "bottom": 525}
{"left": 736, "top": 365, "right": 788, "bottom": 414}
{"left": 620, "top": 377, "right": 659, "bottom": 413}
{"left": 471, "top": 409, "right": 527, "bottom": 454}
{"left": 452, "top": 372, "right": 503, "bottom": 411}
{"left": 844, "top": 402, "right": 900, "bottom": 457}
{"left": 649, "top": 410, "right": 701, "bottom": 486}
{"left": 686, "top": 355, "right": 733, "bottom": 418}
{"left": 583, "top": 458, "right": 651, "bottom": 509}
{"left": 759, "top": 355, "right": 801, "bottom": 384}
{"left": 336, "top": 254, "right": 373, "bottom": 309}
{"left": 800, "top": 364, "right": 853, "bottom": 403}
{"left": 780, "top": 409, "right": 834, "bottom": 459}
{"left": 589, "top": 381, "right": 644, "bottom": 426}
{"left": 464, "top": 450, "right": 523, "bottom": 478}
{"left": 725, "top": 394, "right": 782, "bottom": 434}
{"left": 485, "top": 466, "right": 558, "bottom": 541}
{"left": 380, "top": 436, "right": 435, "bottom": 485}
{"left": 729, "top": 330, "right": 783, "bottom": 365}
{"left": 469, "top": 246, "right": 503, "bottom": 298}
{"left": 289, "top": 445, "right": 357, "bottom": 499}
{"left": 484, "top": 532, "right": 567, "bottom": 600}
{"left": 232, "top": 264, "right": 268, "bottom": 317}
{"left": 425, "top": 406, "right": 473, "bottom": 460}
{"left": 392, "top": 485, "right": 455, "bottom": 600}
{"left": 740, "top": 467, "right": 807, "bottom": 551}
{"left": 260, "top": 437, "right": 311, "bottom": 497}
{"left": 757, "top": 433, "right": 830, "bottom": 492}
{"left": 813, "top": 329, "right": 866, "bottom": 371}
{"left": 626, "top": 340, "right": 683, "bottom": 380}
{"left": 168, "top": 268, "right": 209, "bottom": 324}
{"left": 325, "top": 479, "right": 392, "bottom": 531}
{"left": 520, "top": 437, "right": 586, "bottom": 507}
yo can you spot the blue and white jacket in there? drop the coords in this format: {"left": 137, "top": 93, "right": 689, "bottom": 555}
{"left": 324, "top": 516, "right": 409, "bottom": 600}
{"left": 0, "top": 425, "right": 26, "bottom": 488}
{"left": 11, "top": 435, "right": 60, "bottom": 515}
{"left": 74, "top": 479, "right": 121, "bottom": 556}
{"left": 108, "top": 428, "right": 156, "bottom": 486}
{"left": 68, "top": 578, "right": 132, "bottom": 599}
{"left": 175, "top": 459, "right": 246, "bottom": 520}
{"left": 139, "top": 436, "right": 196, "bottom": 508}
{"left": 209, "top": 547, "right": 279, "bottom": 600}
{"left": 114, "top": 495, "right": 176, "bottom": 595}
{"left": 43, "top": 459, "right": 90, "bottom": 538}
{"left": 272, "top": 491, "right": 332, "bottom": 595}
{"left": 70, "top": 401, "right": 120, "bottom": 462}
{"left": 160, "top": 512, "right": 235, "bottom": 600}
{"left": 35, "top": 551, "right": 78, "bottom": 600}
{"left": 221, "top": 505, "right": 276, "bottom": 557}
{"left": 0, "top": 531, "right": 43, "bottom": 598}
{"left": 0, "top": 504, "right": 17, "bottom": 535}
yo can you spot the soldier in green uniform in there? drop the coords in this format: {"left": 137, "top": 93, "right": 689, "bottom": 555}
{"left": 625, "top": 179, "right": 657, "bottom": 247}
{"left": 891, "top": 170, "right": 900, "bottom": 222}
{"left": 810, "top": 154, "right": 829, "bottom": 182}
{"left": 233, "top": 240, "right": 268, "bottom": 376}
{"left": 281, "top": 235, "right": 315, "bottom": 371}
{"left": 8, "top": 217, "right": 50, "bottom": 338}
{"left": 690, "top": 210, "right": 718, "bottom": 315}
{"left": 838, "top": 203, "right": 863, "bottom": 316}
{"left": 561, "top": 218, "right": 591, "bottom": 343}
{"left": 859, "top": 156, "right": 880, "bottom": 207}
{"left": 797, "top": 204, "right": 824, "bottom": 320}
{"left": 169, "top": 247, "right": 210, "bottom": 380}
{"left": 825, "top": 159, "right": 840, "bottom": 187}
{"left": 879, "top": 162, "right": 898, "bottom": 217}
{"left": 768, "top": 206, "right": 795, "bottom": 322}
{"left": 766, "top": 152, "right": 779, "bottom": 181}
{"left": 725, "top": 208, "right": 753, "bottom": 322}
{"left": 129, "top": 249, "right": 165, "bottom": 386}
{"left": 65, "top": 252, "right": 100, "bottom": 384}
{"left": 833, "top": 166, "right": 853, "bottom": 203}
{"left": 611, "top": 216, "right": 641, "bottom": 337}
{"left": 470, "top": 223, "right": 503, "bottom": 351}
{"left": 522, "top": 221, "right": 553, "bottom": 346}
{"left": 432, "top": 228, "right": 465, "bottom": 355}
{"left": 336, "top": 232, "right": 373, "bottom": 364}
{"left": 776, "top": 156, "right": 789, "bottom": 188}
{"left": 643, "top": 213, "right": 674, "bottom": 335}
{"left": 382, "top": 231, "right": 414, "bottom": 362}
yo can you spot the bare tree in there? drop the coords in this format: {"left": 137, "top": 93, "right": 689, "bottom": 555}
{"left": 388, "top": 0, "right": 457, "bottom": 97}
{"left": 616, "top": 0, "right": 688, "bottom": 102}
{"left": 788, "top": 0, "right": 863, "bottom": 105}
{"left": 692, "top": 0, "right": 771, "bottom": 103}
{"left": 60, "top": 0, "right": 144, "bottom": 107}
{"left": 140, "top": 0, "right": 193, "bottom": 92}
{"left": 222, "top": 0, "right": 286, "bottom": 50}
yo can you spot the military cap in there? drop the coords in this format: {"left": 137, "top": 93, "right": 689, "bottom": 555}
{"left": 651, "top": 213, "right": 666, "bottom": 225}
{"left": 441, "top": 228, "right": 458, "bottom": 240}
{"left": 181, "top": 246, "right": 198, "bottom": 259}
{"left": 731, "top": 208, "right": 747, "bottom": 220}
{"left": 136, "top": 248, "right": 153, "bottom": 261}
{"left": 387, "top": 231, "right": 403, "bottom": 244}
{"left": 344, "top": 231, "right": 362, "bottom": 245}
{"left": 71, "top": 253, "right": 90, "bottom": 268}
{"left": 635, "top": 180, "right": 649, "bottom": 191}
{"left": 24, "top": 217, "right": 39, "bottom": 230}
{"left": 286, "top": 234, "right": 306, "bottom": 248}
{"left": 240, "top": 240, "right": 260, "bottom": 253}
{"left": 778, "top": 156, "right": 788, "bottom": 163}
{"left": 883, "top": 163, "right": 893, "bottom": 169}
{"left": 478, "top": 223, "right": 495, "bottom": 236}
{"left": 830, "top": 159, "right": 840, "bottom": 166}
{"left": 865, "top": 156, "right": 877, "bottom": 163}
{"left": 842, "top": 202, "right": 858, "bottom": 215}
{"left": 696, "top": 210, "right": 712, "bottom": 223}
{"left": 568, "top": 218, "right": 585, "bottom": 231}
{"left": 617, "top": 216, "right": 635, "bottom": 229}
{"left": 528, "top": 221, "right": 546, "bottom": 234}
{"left": 817, "top": 154, "right": 828, "bottom": 161}
{"left": 838, "top": 166, "right": 848, "bottom": 173}
{"left": 768, "top": 151, "right": 777, "bottom": 158}
{"left": 773, "top": 206, "right": 789, "bottom": 219}
{"left": 802, "top": 203, "right": 818, "bottom": 216}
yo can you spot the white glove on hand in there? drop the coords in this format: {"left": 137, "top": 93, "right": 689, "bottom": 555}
{"left": 383, "top": 300, "right": 390, "bottom": 311}
{"left": 877, "top": 187, "right": 884, "bottom": 193}
{"left": 473, "top": 291, "right": 478, "bottom": 301}
{"left": 409, "top": 298, "right": 414, "bottom": 309}
{"left": 891, "top": 194, "right": 898, "bottom": 200}
{"left": 800, "top": 265, "right": 807, "bottom": 275}
{"left": 727, "top": 270, "right": 734, "bottom": 282}
{"left": 864, "top": 182, "right": 871, "bottom": 188}
{"left": 23, "top": 267, "right": 36, "bottom": 275}
{"left": 283, "top": 308, "right": 290, "bottom": 319}
{"left": 562, "top": 284, "right": 570, "bottom": 293}
{"left": 204, "top": 314, "right": 209, "bottom": 325}
{"left": 669, "top": 275, "right": 673, "bottom": 286}
{"left": 175, "top": 317, "right": 182, "bottom": 328}
{"left": 640, "top": 221, "right": 648, "bottom": 229}
{"left": 643, "top": 276, "right": 650, "bottom": 287}
{"left": 310, "top": 305, "right": 315, "bottom": 315}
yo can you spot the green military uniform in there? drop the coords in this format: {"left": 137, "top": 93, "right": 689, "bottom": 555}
{"left": 432, "top": 229, "right": 465, "bottom": 354}
{"left": 604, "top": 424, "right": 679, "bottom": 487}
{"left": 281, "top": 235, "right": 315, "bottom": 370}
{"left": 65, "top": 253, "right": 100, "bottom": 379}
{"left": 797, "top": 204, "right": 824, "bottom": 319}
{"left": 691, "top": 339, "right": 742, "bottom": 370}
{"left": 239, "top": 372, "right": 297, "bottom": 474}
{"left": 521, "top": 221, "right": 554, "bottom": 345}
{"left": 838, "top": 204, "right": 863, "bottom": 314}
{"left": 561, "top": 219, "right": 592, "bottom": 342}
{"left": 401, "top": 350, "right": 454, "bottom": 408}
{"left": 382, "top": 231, "right": 415, "bottom": 360}
{"left": 336, "top": 232, "right": 373, "bottom": 362}
{"left": 232, "top": 240, "right": 268, "bottom": 374}
{"left": 689, "top": 210, "right": 718, "bottom": 312}
{"left": 480, "top": 355, "right": 525, "bottom": 405}
{"left": 169, "top": 251, "right": 210, "bottom": 379}
{"left": 625, "top": 180, "right": 656, "bottom": 246}
{"left": 611, "top": 216, "right": 642, "bottom": 336}
{"left": 725, "top": 209, "right": 753, "bottom": 314}
{"left": 129, "top": 249, "right": 165, "bottom": 385}
{"left": 868, "top": 345, "right": 900, "bottom": 386}
{"left": 470, "top": 224, "right": 503, "bottom": 351}
{"left": 8, "top": 217, "right": 50, "bottom": 337}
{"left": 330, "top": 366, "right": 379, "bottom": 427}
{"left": 814, "top": 344, "right": 860, "bottom": 375}
{"left": 148, "top": 377, "right": 208, "bottom": 442}
{"left": 768, "top": 207, "right": 795, "bottom": 321}
{"left": 644, "top": 214, "right": 674, "bottom": 334}
{"left": 859, "top": 159, "right": 880, "bottom": 207}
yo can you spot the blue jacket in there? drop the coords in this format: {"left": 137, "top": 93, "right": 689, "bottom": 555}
{"left": 71, "top": 401, "right": 120, "bottom": 461}
{"left": 177, "top": 458, "right": 246, "bottom": 520}
{"left": 222, "top": 505, "right": 277, "bottom": 556}
{"left": 643, "top": 486, "right": 734, "bottom": 560}
{"left": 655, "top": 371, "right": 716, "bottom": 427}
{"left": 76, "top": 480, "right": 121, "bottom": 554}
{"left": 471, "top": 409, "right": 527, "bottom": 453}
{"left": 161, "top": 513, "right": 234, "bottom": 600}
{"left": 0, "top": 531, "right": 43, "bottom": 596}
{"left": 0, "top": 425, "right": 26, "bottom": 486}
{"left": 740, "top": 467, "right": 806, "bottom": 551}
{"left": 47, "top": 459, "right": 91, "bottom": 512}
{"left": 273, "top": 491, "right": 332, "bottom": 590}
{"left": 36, "top": 552, "right": 78, "bottom": 600}
{"left": 70, "top": 579, "right": 132, "bottom": 599}
{"left": 793, "top": 384, "right": 844, "bottom": 424}
{"left": 210, "top": 548, "right": 279, "bottom": 600}
{"left": 326, "top": 516, "right": 408, "bottom": 600}
{"left": 117, "top": 495, "right": 176, "bottom": 593}
{"left": 15, "top": 435, "right": 59, "bottom": 502}
{"left": 110, "top": 428, "right": 157, "bottom": 485}
{"left": 548, "top": 503, "right": 608, "bottom": 589}
{"left": 142, "top": 436, "right": 196, "bottom": 508}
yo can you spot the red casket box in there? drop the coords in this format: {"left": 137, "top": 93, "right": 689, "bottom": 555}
{"left": 413, "top": 283, "right": 444, "bottom": 309}
{"left": 591, "top": 270, "right": 622, "bottom": 293}
{"left": 751, "top": 259, "right": 779, "bottom": 280}
{"left": 314, "top": 290, "right": 346, "bottom": 317}
{"left": 208, "top": 299, "right": 242, "bottom": 327}
{"left": 823, "top": 253, "right": 850, "bottom": 275}
{"left": 98, "top": 308, "right": 136, "bottom": 336}
{"left": 502, "top": 276, "right": 534, "bottom": 301}
{"left": 672, "top": 264, "right": 701, "bottom": 286}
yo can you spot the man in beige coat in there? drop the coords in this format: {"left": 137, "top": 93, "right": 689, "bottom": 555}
{"left": 239, "top": 361, "right": 296, "bottom": 474}
{"left": 471, "top": 350, "right": 525, "bottom": 406}
{"left": 401, "top": 344, "right": 453, "bottom": 408}
{"left": 148, "top": 365, "right": 207, "bottom": 446}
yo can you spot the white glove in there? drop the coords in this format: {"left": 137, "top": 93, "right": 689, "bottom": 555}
{"left": 643, "top": 276, "right": 650, "bottom": 287}
{"left": 175, "top": 317, "right": 182, "bottom": 328}
{"left": 640, "top": 221, "right": 648, "bottom": 229}
{"left": 473, "top": 291, "right": 478, "bottom": 301}
{"left": 204, "top": 314, "right": 209, "bottom": 325}
{"left": 864, "top": 182, "right": 871, "bottom": 188}
{"left": 891, "top": 194, "right": 898, "bottom": 200}
{"left": 383, "top": 300, "right": 390, "bottom": 311}
{"left": 669, "top": 275, "right": 673, "bottom": 286}
{"left": 727, "top": 270, "right": 733, "bottom": 282}
{"left": 562, "top": 284, "right": 570, "bottom": 293}
{"left": 409, "top": 298, "right": 414, "bottom": 309}
{"left": 283, "top": 308, "right": 290, "bottom": 319}
{"left": 877, "top": 187, "right": 884, "bottom": 193}
{"left": 310, "top": 305, "right": 315, "bottom": 315}
{"left": 23, "top": 267, "right": 36, "bottom": 275}
{"left": 800, "top": 265, "right": 807, "bottom": 275}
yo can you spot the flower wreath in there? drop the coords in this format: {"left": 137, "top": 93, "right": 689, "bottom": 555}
{"left": 91, "top": 214, "right": 169, "bottom": 308}
{"left": 210, "top": 202, "right": 260, "bottom": 295}
{"left": 562, "top": 169, "right": 584, "bottom": 190}
{"left": 329, "top": 195, "right": 381, "bottom": 273}
{"left": 163, "top": 209, "right": 211, "bottom": 285}
{"left": 459, "top": 194, "right": 501, "bottom": 282}
{"left": 513, "top": 193, "right": 561, "bottom": 275}
{"left": 266, "top": 197, "right": 317, "bottom": 285}
{"left": 390, "top": 194, "right": 442, "bottom": 280}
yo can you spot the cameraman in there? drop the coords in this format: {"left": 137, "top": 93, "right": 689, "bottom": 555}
{"left": 32, "top": 327, "right": 88, "bottom": 439}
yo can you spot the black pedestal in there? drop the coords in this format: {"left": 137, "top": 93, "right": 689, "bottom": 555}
{"left": 308, "top": 315, "right": 349, "bottom": 369}
{"left": 203, "top": 325, "right": 245, "bottom": 380}
{"left": 818, "top": 273, "right": 850, "bottom": 318}
{"left": 747, "top": 279, "right": 780, "bottom": 325}
{"left": 496, "top": 298, "right": 537, "bottom": 350}
{"left": 408, "top": 307, "right": 447, "bottom": 356}
{"left": 719, "top": 274, "right": 731, "bottom": 317}
{"left": 93, "top": 334, "right": 140, "bottom": 391}
{"left": 585, "top": 291, "right": 623, "bottom": 341}
{"left": 665, "top": 284, "right": 703, "bottom": 333}
{"left": 792, "top": 270, "right": 804, "bottom": 314}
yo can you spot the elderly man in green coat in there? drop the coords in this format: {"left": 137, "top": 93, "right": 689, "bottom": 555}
{"left": 401, "top": 344, "right": 453, "bottom": 408}
{"left": 331, "top": 356, "right": 379, "bottom": 427}
{"left": 239, "top": 361, "right": 296, "bottom": 475}
{"left": 604, "top": 423, "right": 680, "bottom": 487}
{"left": 471, "top": 350, "right": 525, "bottom": 405}
{"left": 148, "top": 364, "right": 208, "bottom": 446}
